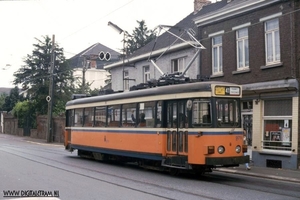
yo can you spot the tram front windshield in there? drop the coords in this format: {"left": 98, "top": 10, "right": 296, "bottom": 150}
{"left": 215, "top": 98, "right": 240, "bottom": 127}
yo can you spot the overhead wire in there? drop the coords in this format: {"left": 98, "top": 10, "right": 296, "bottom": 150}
{"left": 61, "top": 0, "right": 135, "bottom": 41}
{"left": 35, "top": 0, "right": 135, "bottom": 57}
{"left": 16, "top": 0, "right": 136, "bottom": 85}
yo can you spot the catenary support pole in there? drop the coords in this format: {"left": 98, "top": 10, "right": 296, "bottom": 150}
{"left": 46, "top": 34, "right": 55, "bottom": 143}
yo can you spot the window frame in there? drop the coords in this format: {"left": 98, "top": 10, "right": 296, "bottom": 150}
{"left": 143, "top": 65, "right": 150, "bottom": 83}
{"left": 94, "top": 106, "right": 107, "bottom": 127}
{"left": 236, "top": 28, "right": 249, "bottom": 70}
{"left": 74, "top": 108, "right": 84, "bottom": 127}
{"left": 171, "top": 57, "right": 186, "bottom": 73}
{"left": 123, "top": 70, "right": 129, "bottom": 91}
{"left": 191, "top": 98, "right": 212, "bottom": 127}
{"left": 212, "top": 35, "right": 223, "bottom": 75}
{"left": 83, "top": 107, "right": 95, "bottom": 127}
{"left": 262, "top": 99, "right": 292, "bottom": 152}
{"left": 262, "top": 118, "right": 292, "bottom": 152}
{"left": 264, "top": 18, "right": 281, "bottom": 65}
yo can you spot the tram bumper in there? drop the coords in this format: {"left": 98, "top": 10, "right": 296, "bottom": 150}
{"left": 206, "top": 155, "right": 249, "bottom": 167}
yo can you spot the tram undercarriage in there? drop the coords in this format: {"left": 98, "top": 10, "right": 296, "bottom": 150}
{"left": 76, "top": 149, "right": 216, "bottom": 176}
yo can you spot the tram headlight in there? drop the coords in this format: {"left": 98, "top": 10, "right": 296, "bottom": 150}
{"left": 218, "top": 146, "right": 225, "bottom": 154}
{"left": 236, "top": 145, "right": 241, "bottom": 153}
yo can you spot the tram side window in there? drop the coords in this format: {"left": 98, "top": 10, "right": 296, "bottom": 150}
{"left": 178, "top": 101, "right": 188, "bottom": 128}
{"left": 167, "top": 102, "right": 177, "bottom": 128}
{"left": 122, "top": 103, "right": 136, "bottom": 127}
{"left": 192, "top": 99, "right": 211, "bottom": 127}
{"left": 94, "top": 106, "right": 106, "bottom": 127}
{"left": 83, "top": 107, "right": 94, "bottom": 127}
{"left": 138, "top": 102, "right": 155, "bottom": 128}
{"left": 74, "top": 108, "right": 84, "bottom": 127}
{"left": 156, "top": 101, "right": 162, "bottom": 128}
{"left": 109, "top": 105, "right": 121, "bottom": 127}
{"left": 66, "top": 109, "right": 74, "bottom": 127}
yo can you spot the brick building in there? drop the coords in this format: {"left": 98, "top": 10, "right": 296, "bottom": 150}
{"left": 194, "top": 0, "right": 300, "bottom": 169}
{"left": 104, "top": 0, "right": 300, "bottom": 169}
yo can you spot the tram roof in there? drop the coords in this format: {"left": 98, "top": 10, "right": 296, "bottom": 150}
{"left": 66, "top": 81, "right": 238, "bottom": 107}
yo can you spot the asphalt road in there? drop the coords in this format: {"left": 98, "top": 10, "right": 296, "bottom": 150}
{"left": 0, "top": 134, "right": 299, "bottom": 200}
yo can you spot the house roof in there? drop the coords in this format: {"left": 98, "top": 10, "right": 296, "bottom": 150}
{"left": 68, "top": 42, "right": 121, "bottom": 70}
{"left": 139, "top": 0, "right": 228, "bottom": 55}
{"left": 0, "top": 87, "right": 13, "bottom": 95}
{"left": 104, "top": 0, "right": 228, "bottom": 69}
{"left": 78, "top": 42, "right": 120, "bottom": 57}
{"left": 194, "top": 0, "right": 281, "bottom": 26}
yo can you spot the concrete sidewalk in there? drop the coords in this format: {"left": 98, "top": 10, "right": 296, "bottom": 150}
{"left": 215, "top": 164, "right": 300, "bottom": 183}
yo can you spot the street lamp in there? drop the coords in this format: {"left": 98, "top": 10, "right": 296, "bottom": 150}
{"left": 108, "top": 21, "right": 131, "bottom": 91}
{"left": 108, "top": 21, "right": 124, "bottom": 34}
{"left": 82, "top": 57, "right": 90, "bottom": 93}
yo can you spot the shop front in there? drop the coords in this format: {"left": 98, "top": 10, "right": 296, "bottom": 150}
{"left": 242, "top": 79, "right": 299, "bottom": 169}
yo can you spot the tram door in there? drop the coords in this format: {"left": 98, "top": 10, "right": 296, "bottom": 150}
{"left": 166, "top": 100, "right": 188, "bottom": 156}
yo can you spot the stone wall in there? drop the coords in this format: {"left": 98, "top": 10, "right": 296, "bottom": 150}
{"left": 53, "top": 116, "right": 65, "bottom": 143}
{"left": 2, "top": 113, "right": 65, "bottom": 143}
{"left": 3, "top": 114, "right": 18, "bottom": 135}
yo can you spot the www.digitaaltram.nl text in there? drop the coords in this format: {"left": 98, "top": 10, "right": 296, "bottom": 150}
{"left": 3, "top": 190, "right": 59, "bottom": 198}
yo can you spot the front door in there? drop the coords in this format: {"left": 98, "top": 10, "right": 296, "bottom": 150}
{"left": 242, "top": 113, "right": 253, "bottom": 159}
{"left": 166, "top": 100, "right": 188, "bottom": 156}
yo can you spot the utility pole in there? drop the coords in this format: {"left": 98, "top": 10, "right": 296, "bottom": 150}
{"left": 122, "top": 33, "right": 125, "bottom": 91}
{"left": 46, "top": 34, "right": 55, "bottom": 143}
{"left": 108, "top": 21, "right": 131, "bottom": 91}
{"left": 82, "top": 57, "right": 89, "bottom": 93}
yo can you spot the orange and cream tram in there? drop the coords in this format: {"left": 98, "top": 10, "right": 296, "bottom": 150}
{"left": 64, "top": 81, "right": 249, "bottom": 174}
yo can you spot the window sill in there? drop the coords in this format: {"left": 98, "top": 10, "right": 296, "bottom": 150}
{"left": 260, "top": 62, "right": 283, "bottom": 70}
{"left": 259, "top": 149, "right": 292, "bottom": 157}
{"left": 232, "top": 68, "right": 251, "bottom": 75}
{"left": 210, "top": 73, "right": 224, "bottom": 78}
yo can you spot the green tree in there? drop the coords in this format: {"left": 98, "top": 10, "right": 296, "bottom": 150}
{"left": 90, "top": 88, "right": 100, "bottom": 96}
{"left": 125, "top": 20, "right": 156, "bottom": 55}
{"left": 2, "top": 87, "right": 23, "bottom": 112}
{"left": 74, "top": 76, "right": 93, "bottom": 95}
{"left": 13, "top": 35, "right": 75, "bottom": 116}
{"left": 0, "top": 93, "right": 8, "bottom": 110}
{"left": 102, "top": 21, "right": 155, "bottom": 88}
{"left": 12, "top": 100, "right": 36, "bottom": 128}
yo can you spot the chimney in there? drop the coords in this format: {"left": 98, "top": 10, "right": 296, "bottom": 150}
{"left": 194, "top": 0, "right": 211, "bottom": 13}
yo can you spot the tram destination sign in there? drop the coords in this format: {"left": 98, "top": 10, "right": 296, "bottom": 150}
{"left": 215, "top": 86, "right": 240, "bottom": 96}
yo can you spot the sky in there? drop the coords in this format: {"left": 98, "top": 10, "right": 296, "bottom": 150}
{"left": 0, "top": 0, "right": 217, "bottom": 88}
